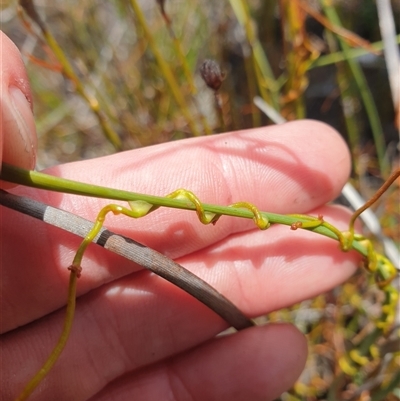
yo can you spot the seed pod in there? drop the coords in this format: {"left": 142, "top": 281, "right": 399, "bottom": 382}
{"left": 200, "top": 59, "right": 225, "bottom": 91}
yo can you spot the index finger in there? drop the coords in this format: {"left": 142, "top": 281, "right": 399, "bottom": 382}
{"left": 1, "top": 120, "right": 351, "bottom": 331}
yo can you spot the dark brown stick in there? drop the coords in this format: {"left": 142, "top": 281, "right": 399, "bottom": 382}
{"left": 0, "top": 190, "right": 253, "bottom": 330}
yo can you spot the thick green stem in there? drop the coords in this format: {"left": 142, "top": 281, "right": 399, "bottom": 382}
{"left": 0, "top": 163, "right": 369, "bottom": 257}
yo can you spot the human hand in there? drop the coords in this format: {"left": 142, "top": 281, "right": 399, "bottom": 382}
{"left": 0, "top": 31, "right": 36, "bottom": 178}
{"left": 0, "top": 31, "right": 361, "bottom": 401}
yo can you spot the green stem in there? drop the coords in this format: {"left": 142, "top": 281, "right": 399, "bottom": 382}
{"left": 311, "top": 34, "right": 400, "bottom": 68}
{"left": 320, "top": 0, "right": 389, "bottom": 174}
{"left": 15, "top": 271, "right": 78, "bottom": 401}
{"left": 325, "top": 29, "right": 360, "bottom": 172}
{"left": 129, "top": 0, "right": 201, "bottom": 136}
{"left": 158, "top": 7, "right": 213, "bottom": 135}
{"left": 41, "top": 27, "right": 122, "bottom": 150}
{"left": 1, "top": 163, "right": 368, "bottom": 258}
{"left": 229, "top": 0, "right": 280, "bottom": 109}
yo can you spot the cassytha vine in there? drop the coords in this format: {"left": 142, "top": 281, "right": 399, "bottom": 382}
{"left": 0, "top": 163, "right": 398, "bottom": 401}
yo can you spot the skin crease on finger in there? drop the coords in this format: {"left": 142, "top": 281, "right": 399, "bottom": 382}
{"left": 1, "top": 120, "right": 353, "bottom": 334}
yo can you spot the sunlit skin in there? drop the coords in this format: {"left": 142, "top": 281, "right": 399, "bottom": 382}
{"left": 1, "top": 30, "right": 397, "bottom": 401}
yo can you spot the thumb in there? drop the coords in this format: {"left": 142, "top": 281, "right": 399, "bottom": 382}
{"left": 0, "top": 31, "right": 37, "bottom": 182}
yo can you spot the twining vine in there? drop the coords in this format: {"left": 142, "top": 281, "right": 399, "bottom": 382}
{"left": 0, "top": 163, "right": 398, "bottom": 401}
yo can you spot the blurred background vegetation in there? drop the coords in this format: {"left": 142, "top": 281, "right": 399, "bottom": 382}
{"left": 1, "top": 0, "right": 399, "bottom": 400}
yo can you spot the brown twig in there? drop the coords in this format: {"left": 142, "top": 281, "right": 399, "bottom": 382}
{"left": 349, "top": 168, "right": 400, "bottom": 233}
{"left": 0, "top": 190, "right": 253, "bottom": 331}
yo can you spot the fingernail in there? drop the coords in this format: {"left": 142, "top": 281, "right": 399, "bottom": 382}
{"left": 7, "top": 86, "right": 37, "bottom": 167}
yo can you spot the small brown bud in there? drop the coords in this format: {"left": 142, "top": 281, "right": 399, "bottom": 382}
{"left": 290, "top": 221, "right": 302, "bottom": 230}
{"left": 200, "top": 59, "right": 225, "bottom": 91}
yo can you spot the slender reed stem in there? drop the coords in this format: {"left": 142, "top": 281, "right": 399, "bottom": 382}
{"left": 129, "top": 0, "right": 201, "bottom": 136}
{"left": 320, "top": 0, "right": 389, "bottom": 174}
{"left": 18, "top": 1, "right": 122, "bottom": 150}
